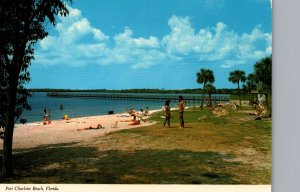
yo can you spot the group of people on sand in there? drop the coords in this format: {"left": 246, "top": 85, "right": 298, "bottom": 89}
{"left": 163, "top": 95, "right": 185, "bottom": 128}
{"left": 127, "top": 107, "right": 148, "bottom": 125}
{"left": 41, "top": 97, "right": 186, "bottom": 130}
{"left": 42, "top": 104, "right": 66, "bottom": 125}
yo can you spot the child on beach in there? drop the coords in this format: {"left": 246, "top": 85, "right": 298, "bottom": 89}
{"left": 43, "top": 115, "right": 51, "bottom": 125}
{"left": 144, "top": 107, "right": 149, "bottom": 116}
{"left": 164, "top": 100, "right": 171, "bottom": 128}
{"left": 43, "top": 107, "right": 47, "bottom": 116}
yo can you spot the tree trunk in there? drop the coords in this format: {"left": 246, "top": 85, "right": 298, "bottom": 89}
{"left": 2, "top": 59, "right": 19, "bottom": 177}
{"left": 209, "top": 93, "right": 212, "bottom": 106}
{"left": 2, "top": 88, "right": 17, "bottom": 177}
{"left": 238, "top": 82, "right": 241, "bottom": 109}
{"left": 201, "top": 83, "right": 205, "bottom": 110}
{"left": 266, "top": 89, "right": 272, "bottom": 118}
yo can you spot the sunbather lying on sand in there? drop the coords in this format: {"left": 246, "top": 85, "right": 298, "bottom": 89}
{"left": 120, "top": 119, "right": 133, "bottom": 122}
{"left": 129, "top": 120, "right": 141, "bottom": 126}
{"left": 77, "top": 124, "right": 104, "bottom": 131}
{"left": 129, "top": 108, "right": 144, "bottom": 117}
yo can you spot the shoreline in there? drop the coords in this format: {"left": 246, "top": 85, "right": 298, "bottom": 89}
{"left": 1, "top": 109, "right": 162, "bottom": 150}
{"left": 15, "top": 108, "right": 163, "bottom": 126}
{"left": 1, "top": 103, "right": 236, "bottom": 150}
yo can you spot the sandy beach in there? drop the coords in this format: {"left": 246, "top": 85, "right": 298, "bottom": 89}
{"left": 0, "top": 110, "right": 160, "bottom": 149}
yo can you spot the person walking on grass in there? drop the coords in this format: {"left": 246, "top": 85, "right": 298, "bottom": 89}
{"left": 164, "top": 100, "right": 171, "bottom": 128}
{"left": 178, "top": 96, "right": 185, "bottom": 128}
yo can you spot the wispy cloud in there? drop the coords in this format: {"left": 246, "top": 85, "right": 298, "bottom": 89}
{"left": 35, "top": 7, "right": 272, "bottom": 70}
{"left": 221, "top": 60, "right": 246, "bottom": 68}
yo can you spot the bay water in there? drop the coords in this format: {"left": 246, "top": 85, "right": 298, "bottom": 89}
{"left": 20, "top": 92, "right": 228, "bottom": 123}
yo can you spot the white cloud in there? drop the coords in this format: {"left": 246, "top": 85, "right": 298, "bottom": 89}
{"left": 103, "top": 27, "right": 164, "bottom": 68}
{"left": 114, "top": 27, "right": 160, "bottom": 49}
{"left": 162, "top": 16, "right": 272, "bottom": 67}
{"left": 162, "top": 16, "right": 238, "bottom": 60}
{"left": 35, "top": 8, "right": 272, "bottom": 70}
{"left": 221, "top": 60, "right": 246, "bottom": 69}
{"left": 162, "top": 16, "right": 197, "bottom": 55}
{"left": 37, "top": 6, "right": 110, "bottom": 67}
{"left": 132, "top": 50, "right": 166, "bottom": 69}
{"left": 55, "top": 7, "right": 109, "bottom": 44}
{"left": 36, "top": 7, "right": 163, "bottom": 69}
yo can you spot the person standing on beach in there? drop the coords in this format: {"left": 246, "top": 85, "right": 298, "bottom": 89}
{"left": 43, "top": 107, "right": 47, "bottom": 117}
{"left": 164, "top": 100, "right": 171, "bottom": 128}
{"left": 178, "top": 96, "right": 185, "bottom": 128}
{"left": 144, "top": 107, "right": 149, "bottom": 115}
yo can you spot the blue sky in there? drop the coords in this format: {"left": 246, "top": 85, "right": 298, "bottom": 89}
{"left": 27, "top": 0, "right": 272, "bottom": 90}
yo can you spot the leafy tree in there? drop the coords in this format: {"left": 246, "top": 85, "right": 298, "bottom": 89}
{"left": 243, "top": 73, "right": 257, "bottom": 93}
{"left": 0, "top": 0, "right": 70, "bottom": 177}
{"left": 196, "top": 69, "right": 215, "bottom": 109}
{"left": 228, "top": 70, "right": 246, "bottom": 108}
{"left": 204, "top": 83, "right": 216, "bottom": 106}
{"left": 254, "top": 55, "right": 272, "bottom": 117}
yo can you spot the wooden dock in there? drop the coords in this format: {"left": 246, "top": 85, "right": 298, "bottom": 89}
{"left": 46, "top": 92, "right": 230, "bottom": 103}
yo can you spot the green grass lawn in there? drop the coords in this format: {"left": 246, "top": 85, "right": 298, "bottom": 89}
{"left": 1, "top": 106, "right": 271, "bottom": 184}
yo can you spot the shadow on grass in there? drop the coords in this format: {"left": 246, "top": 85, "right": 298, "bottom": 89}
{"left": 13, "top": 142, "right": 80, "bottom": 153}
{"left": 1, "top": 143, "right": 242, "bottom": 184}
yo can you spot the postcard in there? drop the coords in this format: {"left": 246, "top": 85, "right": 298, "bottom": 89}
{"left": 0, "top": 0, "right": 272, "bottom": 191}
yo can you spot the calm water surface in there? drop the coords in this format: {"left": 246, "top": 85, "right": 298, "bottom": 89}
{"left": 21, "top": 92, "right": 177, "bottom": 123}
{"left": 21, "top": 92, "right": 228, "bottom": 123}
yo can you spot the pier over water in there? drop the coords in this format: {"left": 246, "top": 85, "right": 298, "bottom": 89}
{"left": 47, "top": 92, "right": 230, "bottom": 103}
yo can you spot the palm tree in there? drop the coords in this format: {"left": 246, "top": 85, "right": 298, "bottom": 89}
{"left": 228, "top": 70, "right": 246, "bottom": 108}
{"left": 196, "top": 69, "right": 215, "bottom": 109}
{"left": 243, "top": 73, "right": 257, "bottom": 93}
{"left": 204, "top": 83, "right": 216, "bottom": 106}
{"left": 254, "top": 56, "right": 272, "bottom": 117}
